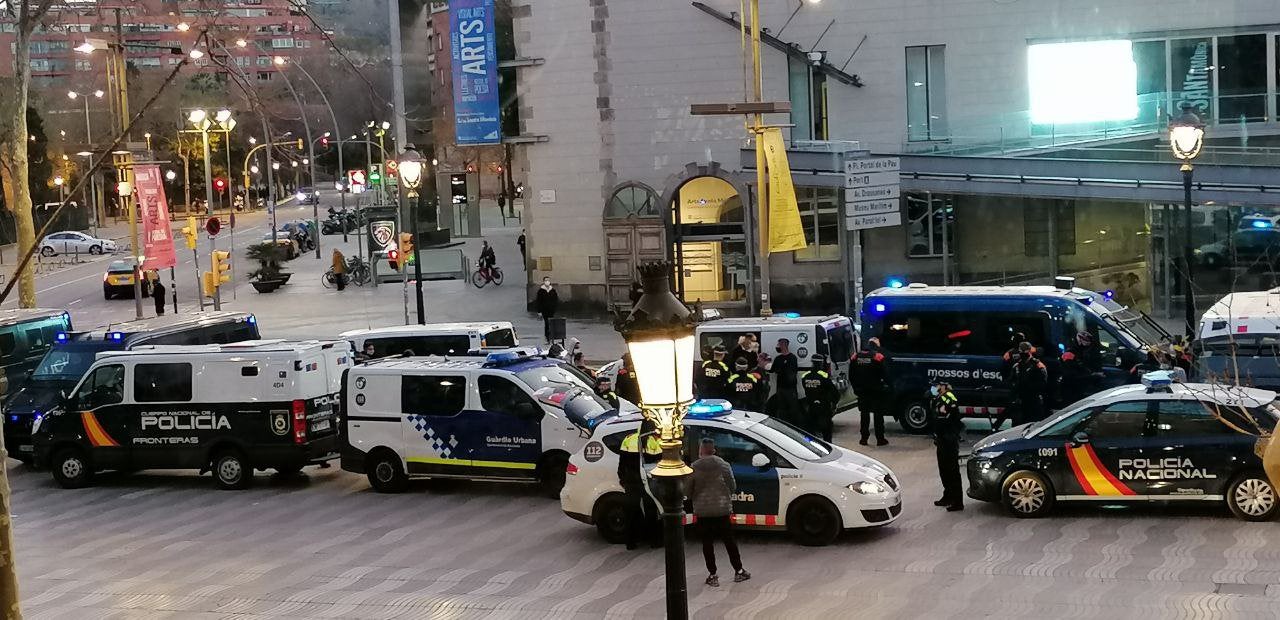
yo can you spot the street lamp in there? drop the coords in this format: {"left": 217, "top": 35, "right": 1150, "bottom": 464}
{"left": 67, "top": 89, "right": 104, "bottom": 144}
{"left": 1168, "top": 102, "right": 1205, "bottom": 338}
{"left": 399, "top": 145, "right": 426, "bottom": 324}
{"left": 165, "top": 170, "right": 176, "bottom": 181}
{"left": 614, "top": 261, "right": 695, "bottom": 620}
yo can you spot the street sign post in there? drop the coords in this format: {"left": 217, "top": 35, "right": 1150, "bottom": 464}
{"left": 844, "top": 157, "right": 901, "bottom": 232}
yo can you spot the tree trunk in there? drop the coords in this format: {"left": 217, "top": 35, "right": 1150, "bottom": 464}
{"left": 0, "top": 14, "right": 38, "bottom": 309}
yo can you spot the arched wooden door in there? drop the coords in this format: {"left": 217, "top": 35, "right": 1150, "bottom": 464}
{"left": 603, "top": 183, "right": 666, "bottom": 312}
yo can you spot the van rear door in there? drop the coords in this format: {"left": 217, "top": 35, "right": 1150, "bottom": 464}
{"left": 818, "top": 318, "right": 857, "bottom": 408}
{"left": 297, "top": 353, "right": 339, "bottom": 441}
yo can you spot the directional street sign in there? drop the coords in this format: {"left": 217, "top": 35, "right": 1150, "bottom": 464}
{"left": 847, "top": 212, "right": 903, "bottom": 230}
{"left": 845, "top": 157, "right": 900, "bottom": 173}
{"left": 848, "top": 185, "right": 901, "bottom": 201}
{"left": 846, "top": 199, "right": 899, "bottom": 216}
{"left": 844, "top": 171, "right": 899, "bottom": 189}
{"left": 844, "top": 156, "right": 902, "bottom": 231}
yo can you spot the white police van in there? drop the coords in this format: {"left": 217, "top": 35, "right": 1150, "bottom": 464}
{"left": 1197, "top": 289, "right": 1280, "bottom": 390}
{"left": 341, "top": 322, "right": 518, "bottom": 359}
{"left": 561, "top": 400, "right": 902, "bottom": 546}
{"left": 341, "top": 350, "right": 629, "bottom": 496}
{"left": 33, "top": 340, "right": 352, "bottom": 489}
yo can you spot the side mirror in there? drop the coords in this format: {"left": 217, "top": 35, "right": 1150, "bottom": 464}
{"left": 1071, "top": 431, "right": 1090, "bottom": 445}
{"left": 751, "top": 453, "right": 771, "bottom": 468}
{"left": 60, "top": 390, "right": 77, "bottom": 412}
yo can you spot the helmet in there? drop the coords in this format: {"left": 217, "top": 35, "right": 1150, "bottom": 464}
{"left": 810, "top": 353, "right": 828, "bottom": 366}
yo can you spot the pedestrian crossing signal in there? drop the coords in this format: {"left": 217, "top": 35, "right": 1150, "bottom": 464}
{"left": 387, "top": 249, "right": 399, "bottom": 271}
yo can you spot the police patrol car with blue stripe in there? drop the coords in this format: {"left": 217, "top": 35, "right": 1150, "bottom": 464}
{"left": 341, "top": 350, "right": 627, "bottom": 496}
{"left": 967, "top": 371, "right": 1280, "bottom": 521}
{"left": 560, "top": 400, "right": 902, "bottom": 546}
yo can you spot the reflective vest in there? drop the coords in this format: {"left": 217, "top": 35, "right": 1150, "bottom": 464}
{"left": 939, "top": 391, "right": 958, "bottom": 405}
{"left": 620, "top": 431, "right": 661, "bottom": 455}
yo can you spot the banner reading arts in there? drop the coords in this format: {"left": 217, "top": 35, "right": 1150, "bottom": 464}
{"left": 133, "top": 165, "right": 177, "bottom": 270}
{"left": 451, "top": 0, "right": 501, "bottom": 145}
{"left": 760, "top": 128, "right": 807, "bottom": 254}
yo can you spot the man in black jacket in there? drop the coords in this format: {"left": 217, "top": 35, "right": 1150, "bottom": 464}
{"left": 535, "top": 277, "right": 559, "bottom": 342}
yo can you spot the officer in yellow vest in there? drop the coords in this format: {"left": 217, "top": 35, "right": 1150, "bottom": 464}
{"left": 697, "top": 346, "right": 730, "bottom": 400}
{"left": 726, "top": 360, "right": 763, "bottom": 412}
{"left": 801, "top": 354, "right": 839, "bottom": 441}
{"left": 617, "top": 419, "right": 662, "bottom": 549}
{"left": 930, "top": 382, "right": 964, "bottom": 512}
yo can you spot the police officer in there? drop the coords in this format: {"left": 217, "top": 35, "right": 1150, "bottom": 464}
{"left": 1059, "top": 331, "right": 1102, "bottom": 406}
{"left": 1012, "top": 341, "right": 1049, "bottom": 424}
{"left": 698, "top": 346, "right": 730, "bottom": 400}
{"left": 727, "top": 359, "right": 763, "bottom": 412}
{"left": 766, "top": 338, "right": 801, "bottom": 423}
{"left": 615, "top": 353, "right": 642, "bottom": 405}
{"left": 851, "top": 337, "right": 889, "bottom": 446}
{"left": 595, "top": 376, "right": 620, "bottom": 409}
{"left": 930, "top": 382, "right": 964, "bottom": 511}
{"left": 617, "top": 419, "right": 661, "bottom": 550}
{"left": 801, "top": 354, "right": 839, "bottom": 441}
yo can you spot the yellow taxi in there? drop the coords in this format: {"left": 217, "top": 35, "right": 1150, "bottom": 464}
{"left": 103, "top": 260, "right": 156, "bottom": 299}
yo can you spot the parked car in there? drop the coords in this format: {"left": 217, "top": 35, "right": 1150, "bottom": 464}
{"left": 39, "top": 231, "right": 117, "bottom": 256}
{"left": 295, "top": 187, "right": 320, "bottom": 205}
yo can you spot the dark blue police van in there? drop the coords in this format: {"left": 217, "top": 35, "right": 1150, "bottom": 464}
{"left": 860, "top": 279, "right": 1166, "bottom": 433}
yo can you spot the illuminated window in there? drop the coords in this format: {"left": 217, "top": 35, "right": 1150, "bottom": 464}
{"left": 906, "top": 45, "right": 947, "bottom": 141}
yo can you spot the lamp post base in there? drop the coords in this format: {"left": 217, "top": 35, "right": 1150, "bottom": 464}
{"left": 652, "top": 472, "right": 689, "bottom": 620}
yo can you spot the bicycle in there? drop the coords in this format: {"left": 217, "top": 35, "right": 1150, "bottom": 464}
{"left": 471, "top": 263, "right": 504, "bottom": 288}
{"left": 323, "top": 256, "right": 371, "bottom": 288}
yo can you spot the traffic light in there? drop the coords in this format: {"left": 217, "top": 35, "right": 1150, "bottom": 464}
{"left": 180, "top": 216, "right": 198, "bottom": 250}
{"left": 320, "top": 136, "right": 329, "bottom": 148}
{"left": 296, "top": 138, "right": 304, "bottom": 151}
{"left": 214, "top": 177, "right": 227, "bottom": 194}
{"left": 201, "top": 271, "right": 217, "bottom": 298}
{"left": 387, "top": 249, "right": 399, "bottom": 271}
{"left": 212, "top": 250, "right": 232, "bottom": 286}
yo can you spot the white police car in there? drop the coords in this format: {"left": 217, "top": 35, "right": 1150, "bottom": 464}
{"left": 341, "top": 350, "right": 633, "bottom": 496}
{"left": 968, "top": 372, "right": 1280, "bottom": 521}
{"left": 561, "top": 400, "right": 902, "bottom": 546}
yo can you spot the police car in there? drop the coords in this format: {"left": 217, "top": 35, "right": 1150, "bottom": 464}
{"left": 561, "top": 401, "right": 902, "bottom": 546}
{"left": 967, "top": 372, "right": 1280, "bottom": 521}
{"left": 341, "top": 350, "right": 630, "bottom": 496}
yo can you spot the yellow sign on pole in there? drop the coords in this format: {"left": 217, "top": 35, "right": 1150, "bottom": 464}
{"left": 759, "top": 127, "right": 807, "bottom": 254}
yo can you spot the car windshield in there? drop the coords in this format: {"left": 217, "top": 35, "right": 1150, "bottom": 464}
{"left": 107, "top": 261, "right": 134, "bottom": 272}
{"left": 518, "top": 362, "right": 625, "bottom": 426}
{"left": 31, "top": 341, "right": 118, "bottom": 381}
{"left": 1092, "top": 297, "right": 1167, "bottom": 347}
{"left": 752, "top": 416, "right": 835, "bottom": 461}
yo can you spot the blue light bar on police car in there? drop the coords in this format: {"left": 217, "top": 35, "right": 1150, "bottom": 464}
{"left": 107, "top": 331, "right": 125, "bottom": 341}
{"left": 778, "top": 312, "right": 801, "bottom": 319}
{"left": 1252, "top": 219, "right": 1273, "bottom": 228}
{"left": 687, "top": 399, "right": 733, "bottom": 417}
{"left": 1141, "top": 370, "right": 1175, "bottom": 388}
{"left": 54, "top": 332, "right": 69, "bottom": 344}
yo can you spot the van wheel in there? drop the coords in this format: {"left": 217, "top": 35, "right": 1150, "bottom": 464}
{"left": 593, "top": 493, "right": 631, "bottom": 544}
{"left": 1001, "top": 470, "right": 1054, "bottom": 518}
{"left": 898, "top": 398, "right": 931, "bottom": 434}
{"left": 786, "top": 496, "right": 842, "bottom": 546}
{"left": 538, "top": 452, "right": 569, "bottom": 498}
{"left": 51, "top": 447, "right": 93, "bottom": 489}
{"left": 1226, "top": 471, "right": 1278, "bottom": 522}
{"left": 366, "top": 450, "right": 408, "bottom": 493}
{"left": 213, "top": 449, "right": 253, "bottom": 490}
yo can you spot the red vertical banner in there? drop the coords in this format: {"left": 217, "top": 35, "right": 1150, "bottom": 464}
{"left": 133, "top": 165, "right": 177, "bottom": 270}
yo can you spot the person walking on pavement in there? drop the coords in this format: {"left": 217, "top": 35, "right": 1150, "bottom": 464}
{"left": 1012, "top": 341, "right": 1049, "bottom": 425}
{"left": 618, "top": 419, "right": 661, "bottom": 550}
{"left": 697, "top": 346, "right": 730, "bottom": 400}
{"left": 689, "top": 437, "right": 750, "bottom": 587}
{"left": 152, "top": 279, "right": 166, "bottom": 316}
{"left": 535, "top": 277, "right": 559, "bottom": 342}
{"left": 727, "top": 359, "right": 763, "bottom": 412}
{"left": 801, "top": 354, "right": 839, "bottom": 441}
{"left": 331, "top": 248, "right": 347, "bottom": 291}
{"left": 930, "top": 382, "right": 964, "bottom": 511}
{"left": 517, "top": 230, "right": 527, "bottom": 269}
{"left": 851, "top": 337, "right": 890, "bottom": 446}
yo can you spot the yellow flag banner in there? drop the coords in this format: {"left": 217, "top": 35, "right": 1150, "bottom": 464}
{"left": 760, "top": 127, "right": 807, "bottom": 254}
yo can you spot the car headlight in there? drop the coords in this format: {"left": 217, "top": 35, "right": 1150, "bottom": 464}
{"left": 974, "top": 451, "right": 1003, "bottom": 459}
{"left": 848, "top": 480, "right": 887, "bottom": 495}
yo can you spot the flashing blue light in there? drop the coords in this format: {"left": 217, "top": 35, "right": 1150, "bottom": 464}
{"left": 1058, "top": 343, "right": 1066, "bottom": 352}
{"left": 107, "top": 331, "right": 124, "bottom": 341}
{"left": 485, "top": 350, "right": 527, "bottom": 365}
{"left": 247, "top": 314, "right": 257, "bottom": 324}
{"left": 1103, "top": 289, "right": 1115, "bottom": 299}
{"left": 887, "top": 278, "right": 906, "bottom": 289}
{"left": 778, "top": 312, "right": 801, "bottom": 319}
{"left": 1252, "top": 219, "right": 1273, "bottom": 228}
{"left": 54, "top": 332, "right": 69, "bottom": 344}
{"left": 871, "top": 302, "right": 887, "bottom": 315}
{"left": 686, "top": 399, "right": 733, "bottom": 417}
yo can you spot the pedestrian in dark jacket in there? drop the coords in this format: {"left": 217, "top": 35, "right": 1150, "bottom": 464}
{"left": 801, "top": 354, "right": 839, "bottom": 441}
{"left": 535, "top": 277, "right": 559, "bottom": 342}
{"left": 689, "top": 437, "right": 750, "bottom": 587}
{"left": 152, "top": 279, "right": 166, "bottom": 316}
{"left": 615, "top": 353, "right": 642, "bottom": 405}
{"left": 851, "top": 337, "right": 890, "bottom": 446}
{"left": 1012, "top": 342, "right": 1049, "bottom": 424}
{"left": 517, "top": 230, "right": 527, "bottom": 268}
{"left": 930, "top": 382, "right": 964, "bottom": 511}
{"left": 618, "top": 419, "right": 661, "bottom": 549}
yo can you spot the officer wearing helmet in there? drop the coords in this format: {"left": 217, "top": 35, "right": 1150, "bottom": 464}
{"left": 727, "top": 359, "right": 763, "bottom": 412}
{"left": 697, "top": 345, "right": 730, "bottom": 400}
{"left": 1059, "top": 330, "right": 1103, "bottom": 406}
{"left": 1012, "top": 341, "right": 1049, "bottom": 424}
{"left": 801, "top": 353, "right": 839, "bottom": 441}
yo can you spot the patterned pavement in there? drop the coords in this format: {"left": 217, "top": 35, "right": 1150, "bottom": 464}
{"left": 11, "top": 418, "right": 1280, "bottom": 619}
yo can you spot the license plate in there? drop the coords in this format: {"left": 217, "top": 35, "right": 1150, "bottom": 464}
{"left": 311, "top": 419, "right": 331, "bottom": 432}
{"left": 18, "top": 445, "right": 32, "bottom": 453}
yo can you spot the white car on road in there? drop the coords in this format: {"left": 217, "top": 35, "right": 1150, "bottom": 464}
{"left": 39, "top": 231, "right": 117, "bottom": 256}
{"left": 561, "top": 401, "right": 903, "bottom": 546}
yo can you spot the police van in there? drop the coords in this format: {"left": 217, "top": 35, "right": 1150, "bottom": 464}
{"left": 341, "top": 322, "right": 518, "bottom": 360}
{"left": 0, "top": 309, "right": 72, "bottom": 399}
{"left": 968, "top": 372, "right": 1280, "bottom": 521}
{"left": 560, "top": 401, "right": 902, "bottom": 546}
{"left": 860, "top": 280, "right": 1165, "bottom": 433}
{"left": 32, "top": 340, "right": 351, "bottom": 489}
{"left": 1197, "top": 289, "right": 1280, "bottom": 390}
{"left": 341, "top": 351, "right": 625, "bottom": 496}
{"left": 4, "top": 311, "right": 259, "bottom": 461}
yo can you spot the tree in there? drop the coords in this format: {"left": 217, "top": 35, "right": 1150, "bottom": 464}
{"left": 0, "top": 0, "right": 56, "bottom": 310}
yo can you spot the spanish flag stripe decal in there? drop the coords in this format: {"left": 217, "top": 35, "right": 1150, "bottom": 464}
{"left": 1064, "top": 443, "right": 1098, "bottom": 495}
{"left": 1066, "top": 443, "right": 1135, "bottom": 496}
{"left": 1084, "top": 444, "right": 1137, "bottom": 495}
{"left": 81, "top": 412, "right": 120, "bottom": 447}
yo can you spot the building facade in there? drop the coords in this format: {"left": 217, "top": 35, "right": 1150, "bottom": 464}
{"left": 510, "top": 0, "right": 1280, "bottom": 320}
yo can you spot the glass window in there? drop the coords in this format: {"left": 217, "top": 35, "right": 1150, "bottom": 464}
{"left": 402, "top": 375, "right": 467, "bottom": 416}
{"left": 23, "top": 328, "right": 44, "bottom": 350}
{"left": 788, "top": 56, "right": 828, "bottom": 141}
{"left": 906, "top": 45, "right": 947, "bottom": 141}
{"left": 1216, "top": 34, "right": 1267, "bottom": 122}
{"left": 1077, "top": 401, "right": 1149, "bottom": 438}
{"left": 1156, "top": 400, "right": 1234, "bottom": 435}
{"left": 794, "top": 187, "right": 840, "bottom": 261}
{"left": 685, "top": 426, "right": 774, "bottom": 467}
{"left": 482, "top": 328, "right": 517, "bottom": 348}
{"left": 0, "top": 332, "right": 14, "bottom": 358}
{"left": 134, "top": 363, "right": 193, "bottom": 402}
{"left": 1171, "top": 37, "right": 1213, "bottom": 119}
{"left": 1023, "top": 201, "right": 1075, "bottom": 257}
{"left": 605, "top": 185, "right": 659, "bottom": 219}
{"left": 698, "top": 331, "right": 759, "bottom": 359}
{"left": 77, "top": 364, "right": 125, "bottom": 409}
{"left": 601, "top": 430, "right": 630, "bottom": 455}
{"left": 823, "top": 324, "right": 856, "bottom": 363}
{"left": 755, "top": 416, "right": 832, "bottom": 461}
{"left": 478, "top": 374, "right": 538, "bottom": 417}
{"left": 879, "top": 311, "right": 988, "bottom": 355}
{"left": 905, "top": 193, "right": 954, "bottom": 257}
{"left": 982, "top": 313, "right": 1049, "bottom": 354}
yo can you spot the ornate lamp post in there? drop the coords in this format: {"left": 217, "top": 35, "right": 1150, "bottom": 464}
{"left": 398, "top": 145, "right": 426, "bottom": 324}
{"left": 1168, "top": 102, "right": 1205, "bottom": 338}
{"left": 614, "top": 261, "right": 695, "bottom": 620}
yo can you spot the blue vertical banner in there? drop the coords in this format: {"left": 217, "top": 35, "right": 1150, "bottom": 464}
{"left": 451, "top": 0, "right": 501, "bottom": 145}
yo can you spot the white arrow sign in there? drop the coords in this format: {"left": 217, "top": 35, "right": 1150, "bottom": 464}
{"left": 848, "top": 185, "right": 901, "bottom": 201}
{"left": 847, "top": 199, "right": 899, "bottom": 216}
{"left": 844, "top": 171, "right": 900, "bottom": 189}
{"left": 846, "top": 212, "right": 903, "bottom": 230}
{"left": 845, "top": 157, "right": 900, "bottom": 174}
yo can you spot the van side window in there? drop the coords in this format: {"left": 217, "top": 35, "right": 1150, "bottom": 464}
{"left": 700, "top": 331, "right": 759, "bottom": 357}
{"left": 24, "top": 328, "right": 45, "bottom": 350}
{"left": 879, "top": 312, "right": 985, "bottom": 355}
{"left": 134, "top": 363, "right": 193, "bottom": 402}
{"left": 478, "top": 374, "right": 538, "bottom": 417}
{"left": 402, "top": 375, "right": 466, "bottom": 416}
{"left": 77, "top": 364, "right": 125, "bottom": 409}
{"left": 0, "top": 332, "right": 15, "bottom": 357}
{"left": 484, "top": 328, "right": 517, "bottom": 348}
{"left": 982, "top": 313, "right": 1048, "bottom": 354}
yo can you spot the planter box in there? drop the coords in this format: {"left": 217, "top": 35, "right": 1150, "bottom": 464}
{"left": 251, "top": 279, "right": 286, "bottom": 293}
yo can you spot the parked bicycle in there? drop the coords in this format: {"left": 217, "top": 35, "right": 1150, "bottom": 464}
{"left": 322, "top": 256, "right": 371, "bottom": 288}
{"left": 471, "top": 263, "right": 504, "bottom": 288}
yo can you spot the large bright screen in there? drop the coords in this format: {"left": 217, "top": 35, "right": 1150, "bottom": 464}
{"left": 1028, "top": 40, "right": 1138, "bottom": 124}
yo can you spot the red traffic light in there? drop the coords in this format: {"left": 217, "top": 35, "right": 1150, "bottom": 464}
{"left": 321, "top": 137, "right": 329, "bottom": 148}
{"left": 214, "top": 178, "right": 227, "bottom": 193}
{"left": 387, "top": 249, "right": 399, "bottom": 270}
